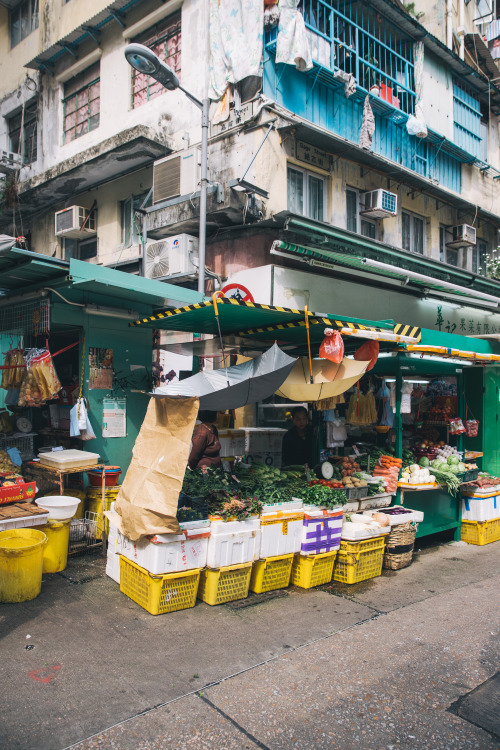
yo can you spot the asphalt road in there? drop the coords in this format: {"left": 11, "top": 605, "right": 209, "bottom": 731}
{"left": 1, "top": 538, "right": 499, "bottom": 750}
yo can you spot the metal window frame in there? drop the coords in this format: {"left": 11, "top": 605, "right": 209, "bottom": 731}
{"left": 10, "top": 0, "right": 39, "bottom": 48}
{"left": 345, "top": 186, "right": 378, "bottom": 239}
{"left": 131, "top": 14, "right": 181, "bottom": 109}
{"left": 402, "top": 209, "right": 426, "bottom": 255}
{"left": 7, "top": 98, "right": 38, "bottom": 164}
{"left": 287, "top": 163, "right": 327, "bottom": 222}
{"left": 63, "top": 74, "right": 100, "bottom": 144}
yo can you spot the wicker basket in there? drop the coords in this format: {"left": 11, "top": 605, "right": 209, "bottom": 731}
{"left": 383, "top": 521, "right": 418, "bottom": 570}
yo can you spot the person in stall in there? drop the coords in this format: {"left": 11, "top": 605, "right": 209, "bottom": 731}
{"left": 188, "top": 410, "right": 222, "bottom": 470}
{"left": 282, "top": 405, "right": 314, "bottom": 467}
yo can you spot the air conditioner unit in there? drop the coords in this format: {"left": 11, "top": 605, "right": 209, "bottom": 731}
{"left": 153, "top": 147, "right": 201, "bottom": 205}
{"left": 360, "top": 189, "right": 398, "bottom": 218}
{"left": 447, "top": 224, "right": 476, "bottom": 249}
{"left": 144, "top": 234, "right": 199, "bottom": 281}
{"left": 55, "top": 206, "right": 97, "bottom": 239}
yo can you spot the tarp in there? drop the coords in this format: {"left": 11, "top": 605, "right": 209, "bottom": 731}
{"left": 152, "top": 343, "right": 297, "bottom": 410}
{"left": 276, "top": 357, "right": 368, "bottom": 401}
{"left": 0, "top": 235, "right": 17, "bottom": 254}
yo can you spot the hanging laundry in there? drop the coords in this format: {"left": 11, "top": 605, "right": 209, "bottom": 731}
{"left": 401, "top": 381, "right": 413, "bottom": 414}
{"left": 377, "top": 384, "right": 395, "bottom": 428}
{"left": 276, "top": 0, "right": 313, "bottom": 72}
{"left": 345, "top": 74, "right": 356, "bottom": 99}
{"left": 360, "top": 95, "right": 375, "bottom": 150}
{"left": 208, "top": 0, "right": 264, "bottom": 100}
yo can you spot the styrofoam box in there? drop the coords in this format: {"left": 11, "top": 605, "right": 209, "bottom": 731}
{"left": 218, "top": 430, "right": 245, "bottom": 458}
{"left": 207, "top": 517, "right": 261, "bottom": 568}
{"left": 120, "top": 526, "right": 210, "bottom": 575}
{"left": 246, "top": 451, "right": 282, "bottom": 468}
{"left": 358, "top": 494, "right": 393, "bottom": 511}
{"left": 106, "top": 549, "right": 121, "bottom": 584}
{"left": 364, "top": 506, "right": 424, "bottom": 525}
{"left": 0, "top": 511, "right": 49, "bottom": 531}
{"left": 462, "top": 495, "right": 500, "bottom": 522}
{"left": 242, "top": 428, "right": 287, "bottom": 453}
{"left": 259, "top": 511, "right": 304, "bottom": 558}
{"left": 38, "top": 449, "right": 100, "bottom": 469}
{"left": 105, "top": 510, "right": 125, "bottom": 554}
{"left": 263, "top": 499, "right": 303, "bottom": 513}
{"left": 301, "top": 508, "right": 343, "bottom": 554}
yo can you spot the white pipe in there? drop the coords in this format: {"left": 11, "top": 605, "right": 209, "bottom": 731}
{"left": 446, "top": 0, "right": 453, "bottom": 49}
{"left": 458, "top": 0, "right": 465, "bottom": 60}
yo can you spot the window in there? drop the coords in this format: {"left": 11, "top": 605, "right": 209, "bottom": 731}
{"left": 10, "top": 0, "right": 38, "bottom": 47}
{"left": 439, "top": 225, "right": 458, "bottom": 266}
{"left": 121, "top": 193, "right": 147, "bottom": 247}
{"left": 64, "top": 238, "right": 97, "bottom": 261}
{"left": 473, "top": 241, "right": 488, "bottom": 275}
{"left": 8, "top": 100, "right": 38, "bottom": 164}
{"left": 346, "top": 188, "right": 377, "bottom": 238}
{"left": 132, "top": 14, "right": 181, "bottom": 109}
{"left": 453, "top": 79, "right": 482, "bottom": 158}
{"left": 402, "top": 211, "right": 425, "bottom": 254}
{"left": 287, "top": 166, "right": 326, "bottom": 221}
{"left": 63, "top": 63, "right": 100, "bottom": 143}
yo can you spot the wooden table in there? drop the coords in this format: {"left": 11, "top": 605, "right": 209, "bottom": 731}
{"left": 31, "top": 462, "right": 107, "bottom": 552}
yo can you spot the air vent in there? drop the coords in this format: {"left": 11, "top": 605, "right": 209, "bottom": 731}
{"left": 152, "top": 148, "right": 201, "bottom": 204}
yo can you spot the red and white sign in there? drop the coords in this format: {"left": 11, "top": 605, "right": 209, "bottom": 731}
{"left": 221, "top": 283, "right": 255, "bottom": 303}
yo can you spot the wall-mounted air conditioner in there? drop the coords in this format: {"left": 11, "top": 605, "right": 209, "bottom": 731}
{"left": 152, "top": 147, "right": 201, "bottom": 205}
{"left": 360, "top": 189, "right": 398, "bottom": 218}
{"left": 144, "top": 234, "right": 199, "bottom": 281}
{"left": 446, "top": 224, "right": 476, "bottom": 249}
{"left": 55, "top": 206, "right": 97, "bottom": 239}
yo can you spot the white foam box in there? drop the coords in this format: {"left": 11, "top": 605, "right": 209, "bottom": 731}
{"left": 259, "top": 510, "right": 304, "bottom": 558}
{"left": 358, "top": 494, "right": 393, "bottom": 511}
{"left": 218, "top": 430, "right": 245, "bottom": 458}
{"left": 0, "top": 511, "right": 49, "bottom": 531}
{"left": 120, "top": 526, "right": 210, "bottom": 575}
{"left": 461, "top": 494, "right": 500, "bottom": 522}
{"left": 38, "top": 449, "right": 100, "bottom": 469}
{"left": 364, "top": 506, "right": 424, "bottom": 525}
{"left": 300, "top": 507, "right": 343, "bottom": 554}
{"left": 106, "top": 549, "right": 121, "bottom": 584}
{"left": 262, "top": 499, "right": 303, "bottom": 513}
{"left": 104, "top": 510, "right": 126, "bottom": 554}
{"left": 206, "top": 517, "right": 261, "bottom": 568}
{"left": 246, "top": 451, "right": 282, "bottom": 468}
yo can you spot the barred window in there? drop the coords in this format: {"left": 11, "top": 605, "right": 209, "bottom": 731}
{"left": 132, "top": 14, "right": 181, "bottom": 109}
{"left": 10, "top": 0, "right": 38, "bottom": 47}
{"left": 8, "top": 100, "right": 38, "bottom": 164}
{"left": 63, "top": 63, "right": 100, "bottom": 143}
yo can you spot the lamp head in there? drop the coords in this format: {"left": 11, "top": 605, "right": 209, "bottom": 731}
{"left": 124, "top": 43, "right": 179, "bottom": 90}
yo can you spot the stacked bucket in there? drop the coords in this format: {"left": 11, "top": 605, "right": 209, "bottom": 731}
{"left": 86, "top": 485, "right": 122, "bottom": 539}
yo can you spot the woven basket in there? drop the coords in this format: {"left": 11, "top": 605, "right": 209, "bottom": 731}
{"left": 383, "top": 521, "right": 418, "bottom": 570}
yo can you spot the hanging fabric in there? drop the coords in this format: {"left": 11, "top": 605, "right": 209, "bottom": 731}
{"left": 408, "top": 41, "right": 427, "bottom": 138}
{"left": 401, "top": 381, "right": 413, "bottom": 414}
{"left": 275, "top": 0, "right": 313, "bottom": 72}
{"left": 360, "top": 95, "right": 375, "bottom": 150}
{"left": 208, "top": 0, "right": 264, "bottom": 101}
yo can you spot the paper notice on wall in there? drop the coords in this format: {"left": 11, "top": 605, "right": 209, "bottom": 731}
{"left": 102, "top": 398, "right": 127, "bottom": 438}
{"left": 89, "top": 348, "right": 114, "bottom": 390}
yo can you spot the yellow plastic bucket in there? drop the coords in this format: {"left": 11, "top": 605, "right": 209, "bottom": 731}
{"left": 0, "top": 529, "right": 48, "bottom": 603}
{"left": 41, "top": 520, "right": 71, "bottom": 573}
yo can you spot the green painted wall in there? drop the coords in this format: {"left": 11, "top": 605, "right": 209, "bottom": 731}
{"left": 482, "top": 366, "right": 500, "bottom": 475}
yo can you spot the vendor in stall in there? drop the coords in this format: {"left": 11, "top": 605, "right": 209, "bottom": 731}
{"left": 282, "top": 405, "right": 314, "bottom": 467}
{"left": 188, "top": 410, "right": 222, "bottom": 470}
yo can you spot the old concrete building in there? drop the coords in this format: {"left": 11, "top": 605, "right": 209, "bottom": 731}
{"left": 1, "top": 0, "right": 500, "bottom": 336}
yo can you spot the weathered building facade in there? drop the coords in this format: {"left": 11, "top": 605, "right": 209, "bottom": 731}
{"left": 1, "top": 0, "right": 500, "bottom": 334}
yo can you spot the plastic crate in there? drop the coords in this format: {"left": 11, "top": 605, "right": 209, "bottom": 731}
{"left": 460, "top": 517, "right": 500, "bottom": 546}
{"left": 464, "top": 469, "right": 479, "bottom": 482}
{"left": 250, "top": 554, "right": 293, "bottom": 593}
{"left": 333, "top": 536, "right": 385, "bottom": 584}
{"left": 119, "top": 556, "right": 200, "bottom": 615}
{"left": 344, "top": 487, "right": 365, "bottom": 500}
{"left": 198, "top": 562, "right": 252, "bottom": 605}
{"left": 290, "top": 550, "right": 337, "bottom": 589}
{"left": 0, "top": 433, "right": 35, "bottom": 461}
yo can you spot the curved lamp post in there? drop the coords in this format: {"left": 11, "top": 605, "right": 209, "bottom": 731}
{"left": 124, "top": 43, "right": 209, "bottom": 295}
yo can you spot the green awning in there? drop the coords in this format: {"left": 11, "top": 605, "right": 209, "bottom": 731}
{"left": 273, "top": 240, "right": 500, "bottom": 305}
{"left": 0, "top": 247, "right": 68, "bottom": 293}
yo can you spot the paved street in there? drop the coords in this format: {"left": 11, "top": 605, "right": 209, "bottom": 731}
{"left": 1, "top": 539, "right": 499, "bottom": 750}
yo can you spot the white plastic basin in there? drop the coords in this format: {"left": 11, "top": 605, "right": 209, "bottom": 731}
{"left": 35, "top": 496, "right": 81, "bottom": 520}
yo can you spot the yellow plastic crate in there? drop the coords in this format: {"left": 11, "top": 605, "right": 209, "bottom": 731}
{"left": 119, "top": 556, "right": 200, "bottom": 615}
{"left": 290, "top": 551, "right": 337, "bottom": 589}
{"left": 250, "top": 554, "right": 294, "bottom": 594}
{"left": 333, "top": 536, "right": 385, "bottom": 585}
{"left": 198, "top": 563, "right": 252, "bottom": 605}
{"left": 461, "top": 517, "right": 500, "bottom": 546}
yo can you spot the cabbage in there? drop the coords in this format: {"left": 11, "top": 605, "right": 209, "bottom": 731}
{"left": 419, "top": 457, "right": 430, "bottom": 467}
{"left": 458, "top": 462, "right": 466, "bottom": 472}
{"left": 439, "top": 463, "right": 450, "bottom": 473}
{"left": 448, "top": 455, "right": 459, "bottom": 466}
{"left": 432, "top": 459, "right": 444, "bottom": 470}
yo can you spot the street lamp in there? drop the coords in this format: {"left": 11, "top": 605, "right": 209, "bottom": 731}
{"left": 124, "top": 43, "right": 209, "bottom": 295}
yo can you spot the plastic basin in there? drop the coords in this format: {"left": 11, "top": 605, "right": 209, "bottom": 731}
{"left": 87, "top": 466, "right": 121, "bottom": 487}
{"left": 0, "top": 528, "right": 48, "bottom": 602}
{"left": 35, "top": 495, "right": 81, "bottom": 520}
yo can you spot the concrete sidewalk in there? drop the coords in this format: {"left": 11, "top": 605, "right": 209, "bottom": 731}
{"left": 1, "top": 540, "right": 499, "bottom": 750}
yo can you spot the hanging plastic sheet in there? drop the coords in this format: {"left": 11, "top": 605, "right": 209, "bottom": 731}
{"left": 408, "top": 41, "right": 427, "bottom": 138}
{"left": 360, "top": 95, "right": 375, "bottom": 150}
{"left": 208, "top": 0, "right": 264, "bottom": 101}
{"left": 276, "top": 0, "right": 312, "bottom": 72}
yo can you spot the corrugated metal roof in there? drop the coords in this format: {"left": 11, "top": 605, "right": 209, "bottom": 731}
{"left": 25, "top": 0, "right": 145, "bottom": 70}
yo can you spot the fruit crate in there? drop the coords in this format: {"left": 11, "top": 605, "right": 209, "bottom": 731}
{"left": 333, "top": 536, "right": 385, "bottom": 584}
{"left": 344, "top": 487, "right": 366, "bottom": 500}
{"left": 198, "top": 562, "right": 252, "bottom": 605}
{"left": 460, "top": 517, "right": 500, "bottom": 546}
{"left": 290, "top": 550, "right": 337, "bottom": 589}
{"left": 119, "top": 556, "right": 200, "bottom": 615}
{"left": 464, "top": 469, "right": 479, "bottom": 482}
{"left": 250, "top": 553, "right": 294, "bottom": 593}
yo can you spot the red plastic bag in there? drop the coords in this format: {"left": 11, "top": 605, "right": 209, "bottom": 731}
{"left": 353, "top": 340, "right": 379, "bottom": 371}
{"left": 465, "top": 419, "right": 479, "bottom": 437}
{"left": 319, "top": 328, "right": 344, "bottom": 364}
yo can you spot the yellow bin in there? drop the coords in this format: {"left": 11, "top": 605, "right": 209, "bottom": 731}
{"left": 0, "top": 528, "right": 48, "bottom": 603}
{"left": 41, "top": 520, "right": 71, "bottom": 573}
